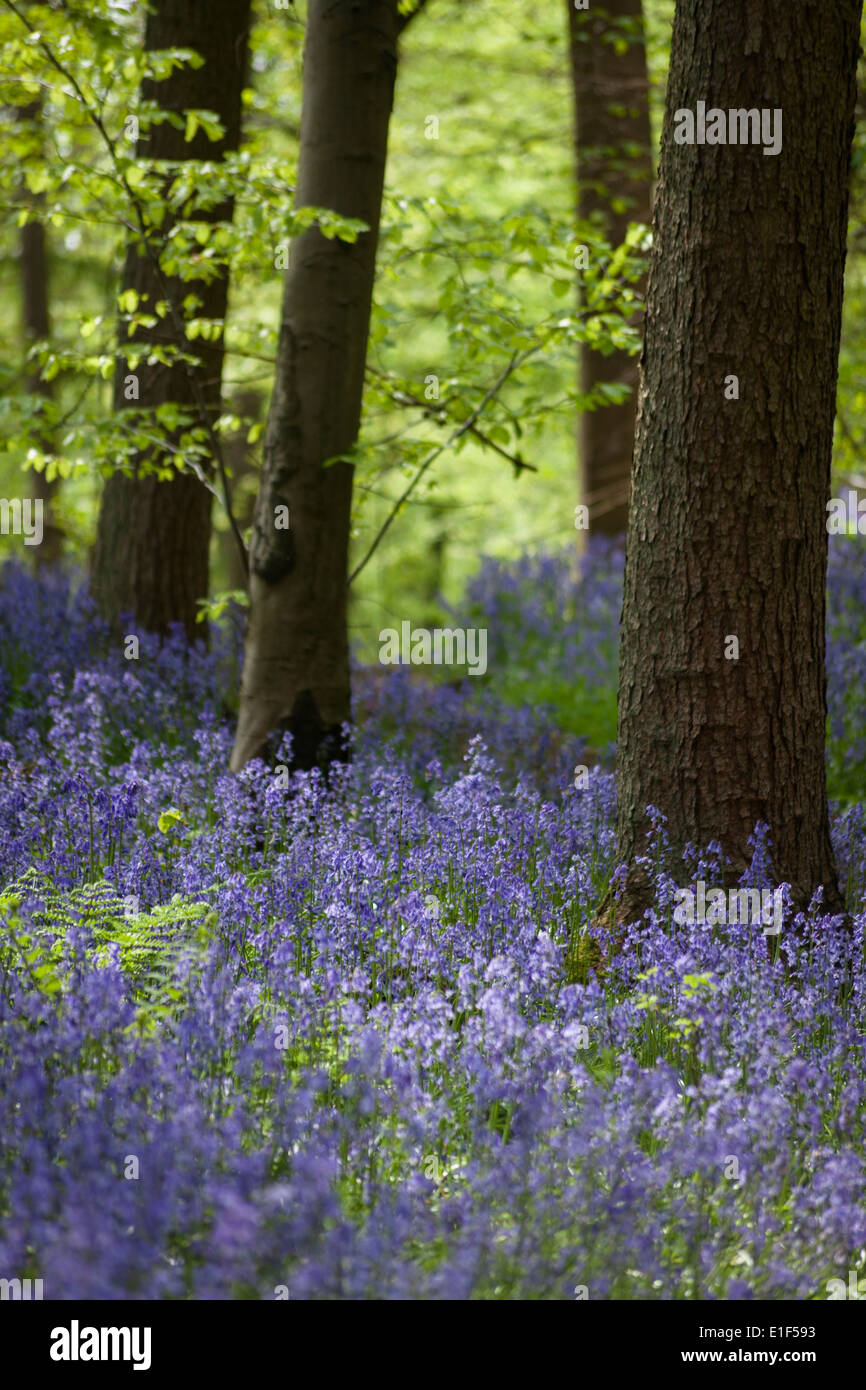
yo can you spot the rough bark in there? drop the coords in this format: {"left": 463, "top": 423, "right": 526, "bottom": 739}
{"left": 91, "top": 0, "right": 251, "bottom": 640}
{"left": 615, "top": 0, "right": 862, "bottom": 921}
{"left": 17, "top": 98, "right": 62, "bottom": 565}
{"left": 567, "top": 0, "right": 652, "bottom": 536}
{"left": 231, "top": 0, "right": 400, "bottom": 774}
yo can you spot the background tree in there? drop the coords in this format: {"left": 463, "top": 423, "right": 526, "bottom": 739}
{"left": 218, "top": 387, "right": 262, "bottom": 595}
{"left": 91, "top": 0, "right": 252, "bottom": 640}
{"left": 566, "top": 0, "right": 653, "bottom": 536}
{"left": 16, "top": 95, "right": 62, "bottom": 564}
{"left": 615, "top": 0, "right": 862, "bottom": 921}
{"left": 0, "top": 0, "right": 641, "bottom": 671}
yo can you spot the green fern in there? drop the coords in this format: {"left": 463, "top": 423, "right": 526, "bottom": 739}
{"left": 0, "top": 869, "right": 215, "bottom": 1022}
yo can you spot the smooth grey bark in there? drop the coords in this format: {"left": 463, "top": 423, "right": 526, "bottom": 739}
{"left": 219, "top": 387, "right": 261, "bottom": 594}
{"left": 231, "top": 0, "right": 402, "bottom": 773}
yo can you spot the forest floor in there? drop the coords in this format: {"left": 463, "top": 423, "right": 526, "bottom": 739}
{"left": 1, "top": 541, "right": 865, "bottom": 1298}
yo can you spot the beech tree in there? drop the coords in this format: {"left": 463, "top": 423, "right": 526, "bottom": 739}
{"left": 231, "top": 0, "right": 421, "bottom": 773}
{"left": 566, "top": 0, "right": 652, "bottom": 536}
{"left": 615, "top": 0, "right": 862, "bottom": 920}
{"left": 17, "top": 96, "right": 62, "bottom": 565}
{"left": 91, "top": 0, "right": 252, "bottom": 640}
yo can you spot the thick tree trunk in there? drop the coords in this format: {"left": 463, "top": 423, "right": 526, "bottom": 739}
{"left": 17, "top": 98, "right": 62, "bottom": 565}
{"left": 567, "top": 0, "right": 652, "bottom": 536}
{"left": 230, "top": 0, "right": 400, "bottom": 774}
{"left": 615, "top": 0, "right": 862, "bottom": 920}
{"left": 91, "top": 0, "right": 251, "bottom": 640}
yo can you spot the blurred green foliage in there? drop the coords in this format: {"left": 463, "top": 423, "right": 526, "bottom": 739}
{"left": 1, "top": 0, "right": 864, "bottom": 703}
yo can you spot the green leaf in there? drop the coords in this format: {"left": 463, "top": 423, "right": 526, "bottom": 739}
{"left": 24, "top": 167, "right": 51, "bottom": 194}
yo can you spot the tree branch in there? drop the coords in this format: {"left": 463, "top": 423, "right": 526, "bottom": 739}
{"left": 348, "top": 347, "right": 538, "bottom": 586}
{"left": 365, "top": 365, "right": 537, "bottom": 474}
{"left": 396, "top": 0, "right": 432, "bottom": 36}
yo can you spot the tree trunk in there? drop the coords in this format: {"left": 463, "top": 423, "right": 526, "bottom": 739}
{"left": 567, "top": 0, "right": 653, "bottom": 537}
{"left": 218, "top": 387, "right": 261, "bottom": 594}
{"left": 230, "top": 0, "right": 400, "bottom": 774}
{"left": 17, "top": 97, "right": 63, "bottom": 565}
{"left": 615, "top": 0, "right": 861, "bottom": 919}
{"left": 91, "top": 0, "right": 251, "bottom": 640}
